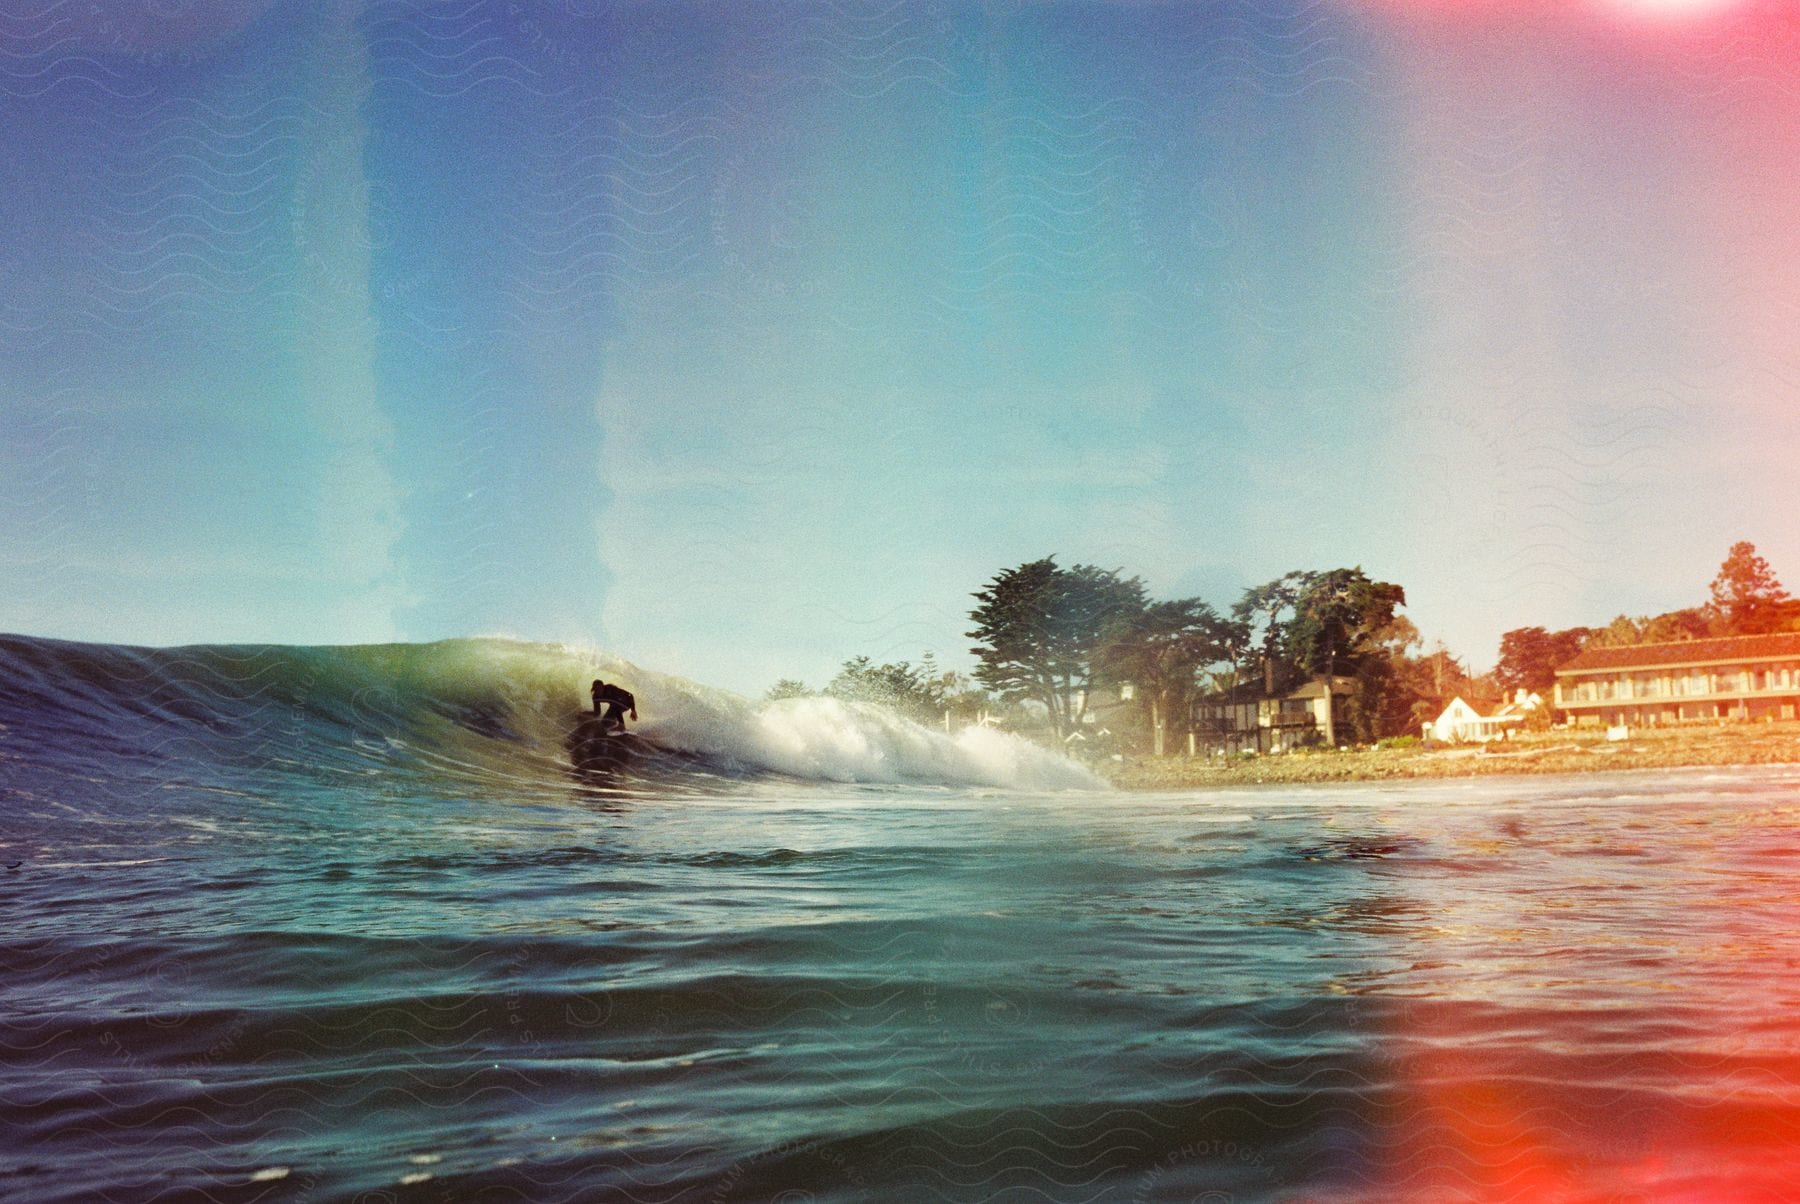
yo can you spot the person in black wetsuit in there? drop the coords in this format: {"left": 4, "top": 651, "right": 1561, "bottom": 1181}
{"left": 590, "top": 679, "right": 637, "bottom": 733}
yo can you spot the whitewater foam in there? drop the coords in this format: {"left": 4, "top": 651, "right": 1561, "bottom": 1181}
{"left": 0, "top": 633, "right": 1107, "bottom": 795}
{"left": 544, "top": 641, "right": 1105, "bottom": 791}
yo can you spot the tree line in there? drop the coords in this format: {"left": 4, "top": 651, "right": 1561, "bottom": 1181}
{"left": 965, "top": 557, "right": 1411, "bottom": 751}
{"left": 766, "top": 540, "right": 1794, "bottom": 754}
{"left": 765, "top": 557, "right": 1421, "bottom": 753}
{"left": 765, "top": 653, "right": 991, "bottom": 728}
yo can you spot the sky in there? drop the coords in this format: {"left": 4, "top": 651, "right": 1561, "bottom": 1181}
{"left": 3, "top": 0, "right": 1797, "bottom": 696}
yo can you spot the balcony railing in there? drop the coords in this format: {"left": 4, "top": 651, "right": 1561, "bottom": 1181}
{"left": 1561, "top": 681, "right": 1800, "bottom": 707}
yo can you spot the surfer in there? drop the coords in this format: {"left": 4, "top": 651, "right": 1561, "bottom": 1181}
{"left": 590, "top": 679, "right": 638, "bottom": 733}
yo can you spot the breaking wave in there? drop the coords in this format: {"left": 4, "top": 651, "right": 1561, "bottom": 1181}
{"left": 0, "top": 634, "right": 1105, "bottom": 798}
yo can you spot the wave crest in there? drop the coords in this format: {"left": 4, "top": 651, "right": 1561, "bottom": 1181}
{"left": 0, "top": 634, "right": 1106, "bottom": 794}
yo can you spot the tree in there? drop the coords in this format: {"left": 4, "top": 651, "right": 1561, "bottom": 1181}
{"left": 1224, "top": 569, "right": 1411, "bottom": 740}
{"left": 825, "top": 656, "right": 943, "bottom": 722}
{"left": 1418, "top": 640, "right": 1470, "bottom": 698}
{"left": 968, "top": 558, "right": 1067, "bottom": 734}
{"left": 918, "top": 652, "right": 994, "bottom": 727}
{"left": 774, "top": 654, "right": 994, "bottom": 727}
{"left": 1091, "top": 598, "right": 1234, "bottom": 755}
{"left": 1639, "top": 607, "right": 1711, "bottom": 644}
{"left": 1283, "top": 569, "right": 1407, "bottom": 743}
{"left": 1387, "top": 640, "right": 1478, "bottom": 735}
{"left": 1285, "top": 569, "right": 1407, "bottom": 679}
{"left": 1375, "top": 634, "right": 1454, "bottom": 737}
{"left": 1053, "top": 563, "right": 1150, "bottom": 694}
{"left": 1349, "top": 614, "right": 1423, "bottom": 740}
{"left": 1709, "top": 541, "right": 1792, "bottom": 636}
{"left": 1374, "top": 614, "right": 1423, "bottom": 659}
{"left": 1494, "top": 626, "right": 1590, "bottom": 695}
{"left": 1232, "top": 572, "right": 1309, "bottom": 693}
{"left": 967, "top": 557, "right": 1145, "bottom": 739}
{"left": 1588, "top": 615, "right": 1645, "bottom": 649}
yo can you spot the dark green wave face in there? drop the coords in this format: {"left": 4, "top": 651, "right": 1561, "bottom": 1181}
{"left": 6, "top": 634, "right": 1800, "bottom": 1201}
{"left": 0, "top": 634, "right": 1104, "bottom": 802}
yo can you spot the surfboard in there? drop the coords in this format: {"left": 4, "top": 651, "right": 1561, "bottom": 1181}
{"left": 567, "top": 714, "right": 639, "bottom": 771}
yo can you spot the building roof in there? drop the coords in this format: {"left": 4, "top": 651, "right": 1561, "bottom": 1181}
{"left": 1557, "top": 631, "right": 1800, "bottom": 675}
{"left": 1433, "top": 696, "right": 1523, "bottom": 725}
{"left": 1434, "top": 697, "right": 1481, "bottom": 720}
{"left": 1285, "top": 675, "right": 1359, "bottom": 699}
{"left": 1192, "top": 674, "right": 1357, "bottom": 706}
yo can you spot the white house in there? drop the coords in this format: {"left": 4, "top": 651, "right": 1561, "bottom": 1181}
{"left": 1427, "top": 690, "right": 1542, "bottom": 743}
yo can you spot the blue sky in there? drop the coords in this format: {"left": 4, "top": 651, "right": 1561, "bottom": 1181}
{"left": 4, "top": 1, "right": 1796, "bottom": 695}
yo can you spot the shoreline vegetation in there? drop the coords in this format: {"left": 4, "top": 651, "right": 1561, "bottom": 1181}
{"left": 1100, "top": 723, "right": 1800, "bottom": 789}
{"left": 766, "top": 543, "right": 1800, "bottom": 781}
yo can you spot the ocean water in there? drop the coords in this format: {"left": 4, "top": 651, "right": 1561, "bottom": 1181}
{"left": 5, "top": 636, "right": 1800, "bottom": 1202}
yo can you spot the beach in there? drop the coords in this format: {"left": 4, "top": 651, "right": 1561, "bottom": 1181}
{"left": 1105, "top": 723, "right": 1800, "bottom": 789}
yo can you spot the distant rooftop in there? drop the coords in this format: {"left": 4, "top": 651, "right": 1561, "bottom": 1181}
{"left": 1285, "top": 675, "right": 1360, "bottom": 699}
{"left": 1557, "top": 631, "right": 1800, "bottom": 674}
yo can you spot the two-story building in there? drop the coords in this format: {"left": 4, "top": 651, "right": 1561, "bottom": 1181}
{"left": 1191, "top": 675, "right": 1359, "bottom": 753}
{"left": 1553, "top": 631, "right": 1800, "bottom": 727}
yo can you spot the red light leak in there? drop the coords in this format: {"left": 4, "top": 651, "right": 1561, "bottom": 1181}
{"left": 1339, "top": 0, "right": 1800, "bottom": 69}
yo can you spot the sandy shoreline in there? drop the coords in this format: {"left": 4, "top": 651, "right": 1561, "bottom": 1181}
{"left": 1100, "top": 724, "right": 1800, "bottom": 789}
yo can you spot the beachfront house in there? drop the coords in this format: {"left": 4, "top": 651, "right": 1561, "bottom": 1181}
{"left": 1062, "top": 682, "right": 1131, "bottom": 752}
{"left": 1074, "top": 682, "right": 1135, "bottom": 732}
{"left": 1426, "top": 690, "right": 1542, "bottom": 743}
{"left": 1191, "top": 675, "right": 1358, "bottom": 754}
{"left": 1553, "top": 632, "right": 1800, "bottom": 727}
